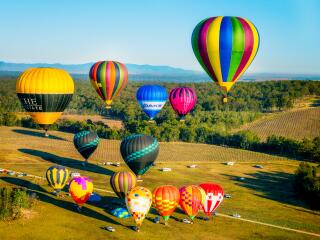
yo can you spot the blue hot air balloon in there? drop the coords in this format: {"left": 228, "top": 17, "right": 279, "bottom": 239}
{"left": 136, "top": 85, "right": 167, "bottom": 120}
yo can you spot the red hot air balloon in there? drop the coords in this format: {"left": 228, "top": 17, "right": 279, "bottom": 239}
{"left": 169, "top": 87, "right": 197, "bottom": 120}
{"left": 199, "top": 183, "right": 224, "bottom": 216}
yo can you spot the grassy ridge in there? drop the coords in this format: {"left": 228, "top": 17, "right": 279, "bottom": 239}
{"left": 236, "top": 107, "right": 320, "bottom": 140}
{"left": 0, "top": 126, "right": 319, "bottom": 240}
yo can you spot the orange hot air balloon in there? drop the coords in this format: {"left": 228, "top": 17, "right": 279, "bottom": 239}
{"left": 152, "top": 185, "right": 180, "bottom": 225}
{"left": 179, "top": 185, "right": 203, "bottom": 221}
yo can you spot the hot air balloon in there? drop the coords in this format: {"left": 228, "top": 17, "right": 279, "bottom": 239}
{"left": 169, "top": 87, "right": 197, "bottom": 120}
{"left": 199, "top": 183, "right": 224, "bottom": 216}
{"left": 111, "top": 207, "right": 131, "bottom": 219}
{"left": 152, "top": 185, "right": 180, "bottom": 225}
{"left": 110, "top": 171, "right": 137, "bottom": 199}
{"left": 120, "top": 134, "right": 159, "bottom": 178}
{"left": 126, "top": 186, "right": 152, "bottom": 231}
{"left": 179, "top": 185, "right": 203, "bottom": 222}
{"left": 73, "top": 131, "right": 99, "bottom": 164}
{"left": 69, "top": 176, "right": 93, "bottom": 209}
{"left": 136, "top": 85, "right": 167, "bottom": 121}
{"left": 89, "top": 61, "right": 128, "bottom": 108}
{"left": 16, "top": 68, "right": 74, "bottom": 136}
{"left": 46, "top": 165, "right": 69, "bottom": 194}
{"left": 192, "top": 16, "right": 259, "bottom": 102}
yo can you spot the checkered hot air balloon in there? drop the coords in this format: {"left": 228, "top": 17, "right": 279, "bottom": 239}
{"left": 152, "top": 185, "right": 180, "bottom": 224}
{"left": 192, "top": 16, "right": 259, "bottom": 102}
{"left": 89, "top": 61, "right": 128, "bottom": 108}
{"left": 46, "top": 165, "right": 69, "bottom": 193}
{"left": 69, "top": 176, "right": 93, "bottom": 207}
{"left": 179, "top": 185, "right": 203, "bottom": 221}
{"left": 199, "top": 183, "right": 224, "bottom": 216}
{"left": 126, "top": 186, "right": 152, "bottom": 231}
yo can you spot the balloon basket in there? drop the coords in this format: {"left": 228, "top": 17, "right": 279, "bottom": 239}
{"left": 222, "top": 97, "right": 228, "bottom": 103}
{"left": 44, "top": 130, "right": 49, "bottom": 137}
{"left": 105, "top": 105, "right": 111, "bottom": 109}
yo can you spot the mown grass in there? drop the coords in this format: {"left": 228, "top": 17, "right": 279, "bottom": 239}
{"left": 0, "top": 126, "right": 319, "bottom": 240}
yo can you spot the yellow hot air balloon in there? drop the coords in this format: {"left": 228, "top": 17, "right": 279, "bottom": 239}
{"left": 16, "top": 68, "right": 74, "bottom": 136}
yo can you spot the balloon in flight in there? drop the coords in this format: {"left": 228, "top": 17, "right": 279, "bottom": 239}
{"left": 89, "top": 61, "right": 128, "bottom": 108}
{"left": 16, "top": 68, "right": 74, "bottom": 135}
{"left": 110, "top": 171, "right": 137, "bottom": 199}
{"left": 192, "top": 16, "right": 259, "bottom": 101}
{"left": 73, "top": 131, "right": 99, "bottom": 162}
{"left": 152, "top": 185, "right": 180, "bottom": 224}
{"left": 136, "top": 85, "right": 167, "bottom": 120}
{"left": 120, "top": 134, "right": 159, "bottom": 177}
{"left": 169, "top": 87, "right": 197, "bottom": 119}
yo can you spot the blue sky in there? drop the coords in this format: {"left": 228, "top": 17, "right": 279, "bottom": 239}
{"left": 0, "top": 0, "right": 319, "bottom": 74}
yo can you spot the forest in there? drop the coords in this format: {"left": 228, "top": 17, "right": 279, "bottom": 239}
{"left": 1, "top": 77, "right": 320, "bottom": 162}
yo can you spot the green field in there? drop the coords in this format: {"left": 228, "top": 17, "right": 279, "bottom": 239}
{"left": 235, "top": 107, "right": 320, "bottom": 140}
{"left": 0, "top": 126, "right": 319, "bottom": 240}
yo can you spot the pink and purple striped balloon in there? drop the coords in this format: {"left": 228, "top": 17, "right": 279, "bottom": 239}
{"left": 169, "top": 87, "right": 197, "bottom": 118}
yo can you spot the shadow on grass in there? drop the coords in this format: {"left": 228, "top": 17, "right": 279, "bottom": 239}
{"left": 223, "top": 171, "right": 311, "bottom": 209}
{"left": 18, "top": 148, "right": 114, "bottom": 176}
{"left": 0, "top": 177, "right": 121, "bottom": 225}
{"left": 12, "top": 129, "right": 67, "bottom": 141}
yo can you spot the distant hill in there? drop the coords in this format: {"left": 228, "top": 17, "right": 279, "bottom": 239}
{"left": 0, "top": 61, "right": 319, "bottom": 82}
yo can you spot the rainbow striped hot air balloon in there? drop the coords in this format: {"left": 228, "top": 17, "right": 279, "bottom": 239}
{"left": 46, "top": 165, "right": 69, "bottom": 193}
{"left": 192, "top": 16, "right": 259, "bottom": 102}
{"left": 69, "top": 176, "right": 93, "bottom": 208}
{"left": 110, "top": 171, "right": 137, "bottom": 199}
{"left": 89, "top": 61, "right": 128, "bottom": 108}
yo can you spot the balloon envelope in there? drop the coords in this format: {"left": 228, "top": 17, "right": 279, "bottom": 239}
{"left": 16, "top": 68, "right": 74, "bottom": 130}
{"left": 179, "top": 185, "right": 203, "bottom": 220}
{"left": 110, "top": 171, "right": 137, "bottom": 199}
{"left": 89, "top": 61, "right": 128, "bottom": 108}
{"left": 126, "top": 186, "right": 152, "bottom": 227}
{"left": 152, "top": 185, "right": 180, "bottom": 222}
{"left": 199, "top": 183, "right": 224, "bottom": 216}
{"left": 136, "top": 85, "right": 167, "bottom": 120}
{"left": 46, "top": 165, "right": 69, "bottom": 191}
{"left": 69, "top": 176, "right": 93, "bottom": 206}
{"left": 73, "top": 131, "right": 99, "bottom": 161}
{"left": 192, "top": 16, "right": 259, "bottom": 93}
{"left": 169, "top": 87, "right": 197, "bottom": 118}
{"left": 120, "top": 134, "right": 159, "bottom": 176}
{"left": 111, "top": 207, "right": 131, "bottom": 219}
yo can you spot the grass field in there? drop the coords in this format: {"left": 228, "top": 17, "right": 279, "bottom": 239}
{"left": 235, "top": 106, "right": 320, "bottom": 141}
{"left": 0, "top": 126, "right": 319, "bottom": 240}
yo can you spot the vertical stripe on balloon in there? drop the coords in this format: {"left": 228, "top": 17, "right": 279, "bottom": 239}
{"left": 219, "top": 17, "right": 233, "bottom": 83}
{"left": 234, "top": 18, "right": 260, "bottom": 82}
{"left": 227, "top": 17, "right": 245, "bottom": 82}
{"left": 231, "top": 17, "right": 254, "bottom": 82}
{"left": 198, "top": 17, "right": 219, "bottom": 82}
{"left": 207, "top": 16, "right": 223, "bottom": 84}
